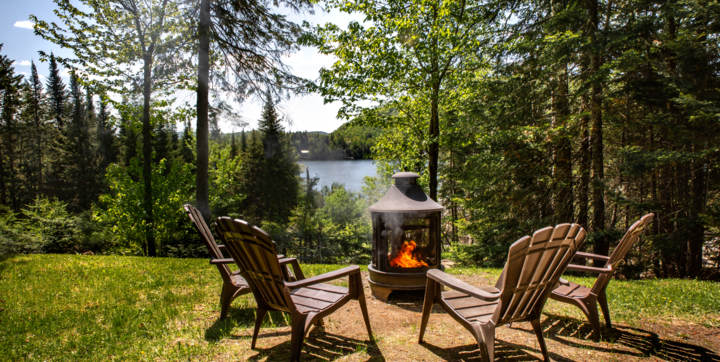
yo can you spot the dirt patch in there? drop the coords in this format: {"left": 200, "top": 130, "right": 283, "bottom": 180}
{"left": 212, "top": 271, "right": 720, "bottom": 361}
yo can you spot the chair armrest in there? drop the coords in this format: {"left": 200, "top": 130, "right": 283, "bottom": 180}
{"left": 566, "top": 263, "right": 612, "bottom": 274}
{"left": 558, "top": 277, "right": 570, "bottom": 286}
{"left": 426, "top": 269, "right": 500, "bottom": 301}
{"left": 278, "top": 257, "right": 305, "bottom": 280}
{"left": 276, "top": 254, "right": 285, "bottom": 259}
{"left": 285, "top": 265, "right": 359, "bottom": 289}
{"left": 574, "top": 251, "right": 610, "bottom": 261}
{"left": 210, "top": 258, "right": 234, "bottom": 265}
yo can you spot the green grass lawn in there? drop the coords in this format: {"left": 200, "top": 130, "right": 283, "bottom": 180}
{"left": 1, "top": 254, "right": 718, "bottom": 360}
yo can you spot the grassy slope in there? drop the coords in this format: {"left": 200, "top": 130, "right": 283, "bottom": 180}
{"left": 1, "top": 255, "right": 718, "bottom": 360}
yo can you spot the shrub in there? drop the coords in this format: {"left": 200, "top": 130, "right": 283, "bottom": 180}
{"left": 95, "top": 158, "right": 196, "bottom": 256}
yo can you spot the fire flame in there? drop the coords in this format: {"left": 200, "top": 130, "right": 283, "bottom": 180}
{"left": 390, "top": 240, "right": 429, "bottom": 268}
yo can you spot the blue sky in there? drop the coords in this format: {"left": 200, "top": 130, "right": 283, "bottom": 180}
{"left": 0, "top": 1, "right": 351, "bottom": 133}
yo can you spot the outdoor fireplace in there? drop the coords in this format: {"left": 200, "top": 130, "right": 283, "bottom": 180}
{"left": 367, "top": 172, "right": 443, "bottom": 301}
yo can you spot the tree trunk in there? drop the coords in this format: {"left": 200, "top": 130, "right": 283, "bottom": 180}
{"left": 0, "top": 140, "right": 6, "bottom": 205}
{"left": 142, "top": 53, "right": 156, "bottom": 257}
{"left": 577, "top": 92, "right": 590, "bottom": 229}
{"left": 588, "top": 0, "right": 606, "bottom": 264}
{"left": 688, "top": 151, "right": 706, "bottom": 277}
{"left": 429, "top": 81, "right": 439, "bottom": 201}
{"left": 196, "top": 0, "right": 211, "bottom": 219}
{"left": 449, "top": 150, "right": 459, "bottom": 244}
{"left": 551, "top": 0, "right": 573, "bottom": 224}
{"left": 552, "top": 64, "right": 573, "bottom": 223}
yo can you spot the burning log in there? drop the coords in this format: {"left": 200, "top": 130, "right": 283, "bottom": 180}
{"left": 390, "top": 240, "right": 429, "bottom": 268}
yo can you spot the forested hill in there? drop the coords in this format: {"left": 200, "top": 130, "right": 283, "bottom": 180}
{"left": 290, "top": 123, "right": 380, "bottom": 160}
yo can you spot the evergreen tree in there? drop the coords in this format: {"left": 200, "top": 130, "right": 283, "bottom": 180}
{"left": 194, "top": 0, "right": 311, "bottom": 219}
{"left": 96, "top": 97, "right": 115, "bottom": 172}
{"left": 260, "top": 94, "right": 282, "bottom": 159}
{"left": 230, "top": 132, "right": 237, "bottom": 159}
{"left": 240, "top": 129, "right": 247, "bottom": 152}
{"left": 0, "top": 44, "right": 23, "bottom": 209}
{"left": 153, "top": 122, "right": 171, "bottom": 164}
{"left": 46, "top": 53, "right": 65, "bottom": 128}
{"left": 180, "top": 122, "right": 194, "bottom": 165}
{"left": 62, "top": 72, "right": 95, "bottom": 210}
{"left": 27, "top": 61, "right": 45, "bottom": 196}
{"left": 238, "top": 94, "right": 298, "bottom": 224}
{"left": 85, "top": 87, "right": 95, "bottom": 132}
{"left": 118, "top": 101, "right": 138, "bottom": 168}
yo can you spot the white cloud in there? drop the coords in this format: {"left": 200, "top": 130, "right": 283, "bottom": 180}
{"left": 13, "top": 20, "right": 34, "bottom": 30}
{"left": 13, "top": 60, "right": 31, "bottom": 67}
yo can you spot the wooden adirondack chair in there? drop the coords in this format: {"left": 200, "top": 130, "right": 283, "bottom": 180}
{"left": 184, "top": 204, "right": 302, "bottom": 318}
{"left": 184, "top": 204, "right": 251, "bottom": 318}
{"left": 215, "top": 216, "right": 373, "bottom": 362}
{"left": 551, "top": 213, "right": 654, "bottom": 336}
{"left": 419, "top": 224, "right": 586, "bottom": 361}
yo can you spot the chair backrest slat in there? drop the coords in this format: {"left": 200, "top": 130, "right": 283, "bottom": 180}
{"left": 495, "top": 224, "right": 586, "bottom": 324}
{"left": 184, "top": 204, "right": 232, "bottom": 282}
{"left": 216, "top": 217, "right": 293, "bottom": 312}
{"left": 592, "top": 213, "right": 654, "bottom": 295}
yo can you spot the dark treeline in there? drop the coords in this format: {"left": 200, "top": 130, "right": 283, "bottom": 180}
{"left": 315, "top": 0, "right": 720, "bottom": 278}
{"left": 288, "top": 124, "right": 379, "bottom": 160}
{"left": 213, "top": 126, "right": 379, "bottom": 160}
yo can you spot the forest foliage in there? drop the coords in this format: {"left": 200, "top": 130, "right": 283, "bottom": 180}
{"left": 1, "top": 0, "right": 719, "bottom": 279}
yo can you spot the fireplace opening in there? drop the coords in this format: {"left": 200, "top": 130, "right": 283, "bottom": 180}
{"left": 367, "top": 172, "right": 443, "bottom": 301}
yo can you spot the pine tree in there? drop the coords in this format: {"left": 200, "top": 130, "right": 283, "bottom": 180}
{"left": 118, "top": 102, "right": 138, "bottom": 168}
{"left": 85, "top": 87, "right": 95, "bottom": 132}
{"left": 153, "top": 122, "right": 171, "bottom": 164}
{"left": 239, "top": 93, "right": 298, "bottom": 224}
{"left": 240, "top": 129, "right": 247, "bottom": 152}
{"left": 260, "top": 94, "right": 282, "bottom": 160}
{"left": 180, "top": 122, "right": 194, "bottom": 165}
{"left": 0, "top": 45, "right": 23, "bottom": 209}
{"left": 62, "top": 72, "right": 95, "bottom": 210}
{"left": 96, "top": 97, "right": 115, "bottom": 172}
{"left": 230, "top": 132, "right": 237, "bottom": 159}
{"left": 27, "top": 61, "right": 45, "bottom": 195}
{"left": 46, "top": 53, "right": 65, "bottom": 128}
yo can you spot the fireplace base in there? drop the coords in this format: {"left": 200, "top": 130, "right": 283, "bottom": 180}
{"left": 367, "top": 264, "right": 442, "bottom": 301}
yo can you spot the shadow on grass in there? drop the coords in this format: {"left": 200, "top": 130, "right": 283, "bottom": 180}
{"left": 420, "top": 339, "right": 572, "bottom": 361}
{"left": 245, "top": 324, "right": 383, "bottom": 361}
{"left": 539, "top": 314, "right": 720, "bottom": 362}
{"left": 205, "top": 308, "right": 289, "bottom": 342}
{"left": 0, "top": 253, "right": 14, "bottom": 264}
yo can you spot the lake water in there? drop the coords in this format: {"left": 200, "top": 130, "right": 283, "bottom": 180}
{"left": 298, "top": 160, "right": 377, "bottom": 192}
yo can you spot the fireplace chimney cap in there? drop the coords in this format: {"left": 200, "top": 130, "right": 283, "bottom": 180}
{"left": 392, "top": 171, "right": 420, "bottom": 181}
{"left": 368, "top": 172, "right": 443, "bottom": 213}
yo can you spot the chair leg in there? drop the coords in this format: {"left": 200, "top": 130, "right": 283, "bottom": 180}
{"left": 472, "top": 323, "right": 495, "bottom": 362}
{"left": 358, "top": 289, "right": 373, "bottom": 340}
{"left": 251, "top": 308, "right": 267, "bottom": 349}
{"left": 219, "top": 282, "right": 237, "bottom": 319}
{"left": 418, "top": 278, "right": 437, "bottom": 343}
{"left": 531, "top": 318, "right": 549, "bottom": 361}
{"left": 579, "top": 298, "right": 601, "bottom": 339}
{"left": 349, "top": 272, "right": 373, "bottom": 340}
{"left": 598, "top": 291, "right": 612, "bottom": 329}
{"left": 290, "top": 314, "right": 308, "bottom": 362}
